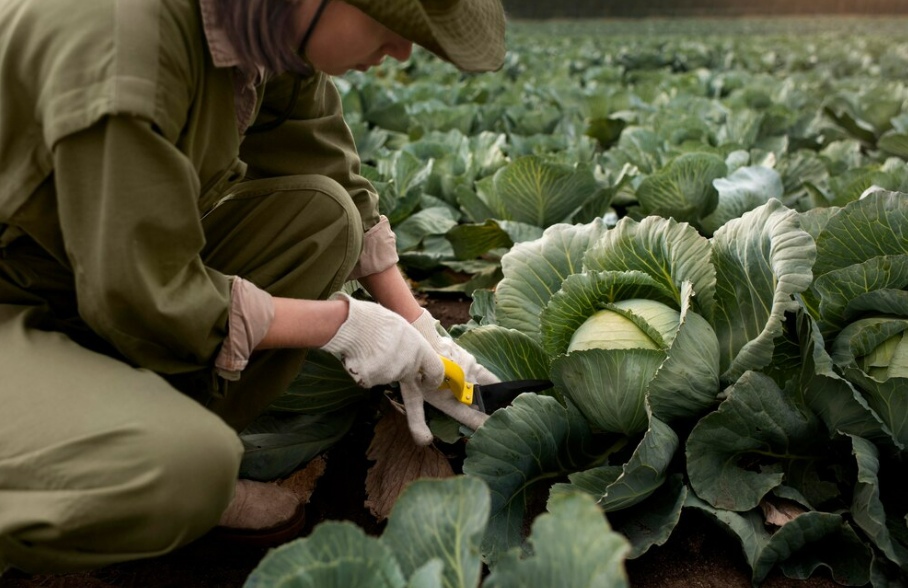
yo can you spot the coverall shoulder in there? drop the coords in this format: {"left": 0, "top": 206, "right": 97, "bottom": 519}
{"left": 0, "top": 0, "right": 388, "bottom": 380}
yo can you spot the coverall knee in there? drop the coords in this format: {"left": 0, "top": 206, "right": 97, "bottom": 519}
{"left": 0, "top": 174, "right": 362, "bottom": 572}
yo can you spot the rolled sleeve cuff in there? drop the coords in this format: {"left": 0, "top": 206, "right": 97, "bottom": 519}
{"left": 348, "top": 216, "right": 399, "bottom": 280}
{"left": 215, "top": 277, "right": 275, "bottom": 381}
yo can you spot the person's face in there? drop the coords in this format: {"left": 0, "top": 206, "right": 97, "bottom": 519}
{"left": 297, "top": 1, "right": 414, "bottom": 75}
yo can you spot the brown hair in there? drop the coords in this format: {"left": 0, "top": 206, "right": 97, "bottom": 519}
{"left": 211, "top": 0, "right": 311, "bottom": 75}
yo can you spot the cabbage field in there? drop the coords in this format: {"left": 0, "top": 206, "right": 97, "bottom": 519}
{"left": 243, "top": 16, "right": 908, "bottom": 588}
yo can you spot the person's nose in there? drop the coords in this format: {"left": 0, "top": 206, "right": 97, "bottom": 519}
{"left": 384, "top": 36, "right": 413, "bottom": 62}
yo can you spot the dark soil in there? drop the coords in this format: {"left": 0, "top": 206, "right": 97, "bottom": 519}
{"left": 1, "top": 296, "right": 842, "bottom": 588}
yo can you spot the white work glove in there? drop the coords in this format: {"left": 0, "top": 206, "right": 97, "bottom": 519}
{"left": 411, "top": 309, "right": 501, "bottom": 386}
{"left": 321, "top": 294, "right": 487, "bottom": 445}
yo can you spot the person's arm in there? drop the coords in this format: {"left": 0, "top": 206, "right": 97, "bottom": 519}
{"left": 358, "top": 265, "right": 424, "bottom": 323}
{"left": 54, "top": 115, "right": 233, "bottom": 374}
{"left": 256, "top": 297, "right": 348, "bottom": 349}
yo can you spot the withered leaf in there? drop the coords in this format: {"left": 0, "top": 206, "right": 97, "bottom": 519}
{"left": 364, "top": 408, "right": 454, "bottom": 521}
{"left": 278, "top": 455, "right": 328, "bottom": 505}
{"left": 759, "top": 496, "right": 808, "bottom": 527}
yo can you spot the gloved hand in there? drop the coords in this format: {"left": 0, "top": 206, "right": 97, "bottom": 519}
{"left": 411, "top": 309, "right": 501, "bottom": 386}
{"left": 320, "top": 294, "right": 487, "bottom": 445}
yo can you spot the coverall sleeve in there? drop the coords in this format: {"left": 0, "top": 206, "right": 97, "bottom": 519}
{"left": 239, "top": 72, "right": 399, "bottom": 278}
{"left": 53, "top": 115, "right": 240, "bottom": 375}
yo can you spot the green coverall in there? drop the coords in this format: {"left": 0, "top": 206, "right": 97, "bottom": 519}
{"left": 0, "top": 0, "right": 383, "bottom": 572}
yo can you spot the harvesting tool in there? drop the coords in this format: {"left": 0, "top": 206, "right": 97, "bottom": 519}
{"left": 438, "top": 356, "right": 553, "bottom": 414}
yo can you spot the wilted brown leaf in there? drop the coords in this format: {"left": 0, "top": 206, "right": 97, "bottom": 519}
{"left": 364, "top": 408, "right": 454, "bottom": 521}
{"left": 278, "top": 455, "right": 328, "bottom": 504}
{"left": 759, "top": 496, "right": 808, "bottom": 527}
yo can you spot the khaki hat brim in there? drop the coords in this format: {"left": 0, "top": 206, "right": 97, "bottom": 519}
{"left": 347, "top": 0, "right": 506, "bottom": 73}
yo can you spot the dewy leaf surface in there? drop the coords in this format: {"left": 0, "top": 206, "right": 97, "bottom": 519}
{"left": 484, "top": 492, "right": 630, "bottom": 588}
{"left": 686, "top": 371, "right": 820, "bottom": 511}
{"left": 710, "top": 199, "right": 816, "bottom": 382}
{"left": 496, "top": 219, "right": 610, "bottom": 338}
{"left": 381, "top": 477, "right": 489, "bottom": 588}
{"left": 462, "top": 394, "right": 594, "bottom": 563}
{"left": 244, "top": 522, "right": 406, "bottom": 588}
{"left": 583, "top": 215, "right": 718, "bottom": 322}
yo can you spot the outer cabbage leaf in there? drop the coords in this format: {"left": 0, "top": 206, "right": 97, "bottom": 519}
{"left": 700, "top": 166, "right": 784, "bottom": 236}
{"left": 647, "top": 281, "right": 721, "bottom": 423}
{"left": 484, "top": 492, "right": 630, "bottom": 588}
{"left": 583, "top": 215, "right": 717, "bottom": 322}
{"left": 811, "top": 257, "right": 908, "bottom": 336}
{"left": 454, "top": 325, "right": 552, "bottom": 385}
{"left": 832, "top": 320, "right": 908, "bottom": 449}
{"left": 375, "top": 150, "right": 433, "bottom": 225}
{"left": 239, "top": 411, "right": 355, "bottom": 481}
{"left": 461, "top": 394, "right": 597, "bottom": 563}
{"left": 811, "top": 190, "right": 908, "bottom": 278}
{"left": 445, "top": 220, "right": 514, "bottom": 261}
{"left": 753, "top": 513, "right": 872, "bottom": 586}
{"left": 381, "top": 477, "right": 489, "bottom": 588}
{"left": 686, "top": 371, "right": 826, "bottom": 512}
{"left": 245, "top": 477, "right": 490, "bottom": 588}
{"left": 394, "top": 207, "right": 459, "bottom": 253}
{"left": 796, "top": 312, "right": 893, "bottom": 445}
{"left": 684, "top": 493, "right": 770, "bottom": 571}
{"left": 849, "top": 435, "right": 908, "bottom": 568}
{"left": 608, "top": 475, "right": 688, "bottom": 558}
{"left": 445, "top": 220, "right": 544, "bottom": 262}
{"left": 471, "top": 156, "right": 601, "bottom": 227}
{"left": 634, "top": 152, "right": 726, "bottom": 229}
{"left": 495, "top": 220, "right": 610, "bottom": 338}
{"left": 551, "top": 415, "right": 679, "bottom": 512}
{"left": 879, "top": 131, "right": 908, "bottom": 159}
{"left": 606, "top": 126, "right": 663, "bottom": 174}
{"left": 244, "top": 522, "right": 406, "bottom": 588}
{"left": 710, "top": 199, "right": 816, "bottom": 383}
{"left": 270, "top": 349, "right": 371, "bottom": 414}
{"left": 551, "top": 348, "right": 660, "bottom": 435}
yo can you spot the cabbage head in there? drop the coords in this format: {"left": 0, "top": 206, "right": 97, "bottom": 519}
{"left": 568, "top": 299, "right": 680, "bottom": 353}
{"left": 545, "top": 274, "right": 720, "bottom": 436}
{"left": 803, "top": 190, "right": 908, "bottom": 448}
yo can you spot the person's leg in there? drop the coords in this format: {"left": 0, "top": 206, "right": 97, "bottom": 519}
{"left": 0, "top": 304, "right": 244, "bottom": 573}
{"left": 199, "top": 174, "right": 363, "bottom": 431}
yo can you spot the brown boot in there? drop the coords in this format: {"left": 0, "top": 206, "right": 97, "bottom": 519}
{"left": 211, "top": 479, "right": 307, "bottom": 546}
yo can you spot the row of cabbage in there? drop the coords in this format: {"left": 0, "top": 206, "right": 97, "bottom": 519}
{"left": 243, "top": 18, "right": 908, "bottom": 587}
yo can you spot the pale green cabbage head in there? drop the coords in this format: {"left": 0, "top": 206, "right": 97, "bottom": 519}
{"left": 568, "top": 299, "right": 680, "bottom": 352}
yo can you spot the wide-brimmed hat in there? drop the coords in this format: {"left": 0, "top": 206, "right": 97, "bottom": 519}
{"left": 344, "top": 0, "right": 506, "bottom": 72}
